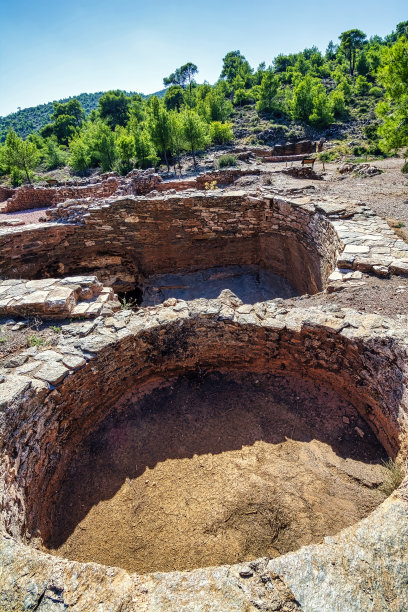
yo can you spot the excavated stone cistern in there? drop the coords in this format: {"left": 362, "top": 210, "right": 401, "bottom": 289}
{"left": 1, "top": 181, "right": 408, "bottom": 611}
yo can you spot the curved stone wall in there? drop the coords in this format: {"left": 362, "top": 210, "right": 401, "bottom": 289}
{"left": 1, "top": 301, "right": 408, "bottom": 610}
{"left": 0, "top": 192, "right": 341, "bottom": 295}
{"left": 1, "top": 303, "right": 407, "bottom": 540}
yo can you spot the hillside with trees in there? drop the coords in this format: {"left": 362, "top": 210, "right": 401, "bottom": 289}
{"left": 1, "top": 21, "right": 407, "bottom": 186}
{"left": 0, "top": 90, "right": 166, "bottom": 142}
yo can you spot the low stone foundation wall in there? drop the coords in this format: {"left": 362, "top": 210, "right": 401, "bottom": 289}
{"left": 2, "top": 178, "right": 120, "bottom": 213}
{"left": 234, "top": 140, "right": 323, "bottom": 159}
{"left": 0, "top": 186, "right": 14, "bottom": 203}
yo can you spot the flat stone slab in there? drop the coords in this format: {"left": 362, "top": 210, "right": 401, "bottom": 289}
{"left": 0, "top": 276, "right": 120, "bottom": 319}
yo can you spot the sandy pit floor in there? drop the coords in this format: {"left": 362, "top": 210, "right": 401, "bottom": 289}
{"left": 44, "top": 371, "right": 389, "bottom": 574}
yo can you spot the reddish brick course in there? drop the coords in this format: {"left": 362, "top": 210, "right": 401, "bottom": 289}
{"left": 2, "top": 178, "right": 120, "bottom": 213}
{"left": 0, "top": 186, "right": 14, "bottom": 203}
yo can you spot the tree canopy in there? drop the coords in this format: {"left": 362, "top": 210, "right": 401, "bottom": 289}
{"left": 163, "top": 63, "right": 198, "bottom": 92}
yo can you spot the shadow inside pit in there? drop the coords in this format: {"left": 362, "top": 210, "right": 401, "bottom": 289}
{"left": 141, "top": 265, "right": 299, "bottom": 306}
{"left": 45, "top": 371, "right": 388, "bottom": 562}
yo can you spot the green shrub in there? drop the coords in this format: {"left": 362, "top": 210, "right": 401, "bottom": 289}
{"left": 363, "top": 123, "right": 380, "bottom": 141}
{"left": 355, "top": 76, "right": 370, "bottom": 96}
{"left": 367, "top": 143, "right": 385, "bottom": 156}
{"left": 352, "top": 145, "right": 368, "bottom": 156}
{"left": 9, "top": 167, "right": 23, "bottom": 187}
{"left": 369, "top": 86, "right": 383, "bottom": 98}
{"left": 357, "top": 104, "right": 369, "bottom": 115}
{"left": 209, "top": 121, "right": 234, "bottom": 145}
{"left": 218, "top": 155, "right": 237, "bottom": 168}
{"left": 217, "top": 154, "right": 237, "bottom": 168}
{"left": 402, "top": 161, "right": 408, "bottom": 174}
{"left": 27, "top": 334, "right": 44, "bottom": 347}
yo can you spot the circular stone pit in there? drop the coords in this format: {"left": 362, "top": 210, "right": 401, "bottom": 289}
{"left": 1, "top": 301, "right": 408, "bottom": 610}
{"left": 44, "top": 371, "right": 388, "bottom": 574}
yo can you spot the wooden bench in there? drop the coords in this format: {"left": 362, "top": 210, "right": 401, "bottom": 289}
{"left": 301, "top": 157, "right": 316, "bottom": 168}
{"left": 45, "top": 178, "right": 58, "bottom": 187}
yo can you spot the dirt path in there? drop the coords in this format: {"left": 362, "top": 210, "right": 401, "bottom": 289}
{"left": 44, "top": 371, "right": 388, "bottom": 574}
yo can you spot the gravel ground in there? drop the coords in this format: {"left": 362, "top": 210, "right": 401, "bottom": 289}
{"left": 0, "top": 207, "right": 50, "bottom": 225}
{"left": 263, "top": 157, "right": 408, "bottom": 223}
{"left": 285, "top": 275, "right": 408, "bottom": 320}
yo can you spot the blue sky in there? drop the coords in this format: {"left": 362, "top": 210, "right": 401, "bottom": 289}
{"left": 0, "top": 0, "right": 406, "bottom": 116}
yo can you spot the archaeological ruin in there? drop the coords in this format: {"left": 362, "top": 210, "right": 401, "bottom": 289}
{"left": 0, "top": 152, "right": 408, "bottom": 611}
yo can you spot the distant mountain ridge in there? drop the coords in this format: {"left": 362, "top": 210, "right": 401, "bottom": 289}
{"left": 0, "top": 89, "right": 166, "bottom": 141}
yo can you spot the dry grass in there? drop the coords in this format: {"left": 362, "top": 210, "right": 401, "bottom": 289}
{"left": 380, "top": 459, "right": 405, "bottom": 496}
{"left": 386, "top": 218, "right": 408, "bottom": 243}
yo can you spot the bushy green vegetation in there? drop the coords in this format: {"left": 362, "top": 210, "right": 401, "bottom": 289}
{"left": 1, "top": 21, "right": 407, "bottom": 183}
{"left": 218, "top": 155, "right": 238, "bottom": 168}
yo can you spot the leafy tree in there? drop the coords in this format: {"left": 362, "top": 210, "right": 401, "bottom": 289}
{"left": 197, "top": 88, "right": 233, "bottom": 122}
{"left": 40, "top": 99, "right": 85, "bottom": 145}
{"left": 209, "top": 121, "right": 234, "bottom": 145}
{"left": 148, "top": 101, "right": 172, "bottom": 171}
{"left": 98, "top": 90, "right": 131, "bottom": 129}
{"left": 133, "top": 129, "right": 159, "bottom": 169}
{"left": 71, "top": 120, "right": 117, "bottom": 171}
{"left": 128, "top": 95, "right": 145, "bottom": 124}
{"left": 329, "top": 89, "right": 347, "bottom": 118}
{"left": 256, "top": 69, "right": 281, "bottom": 114}
{"left": 325, "top": 40, "right": 337, "bottom": 60}
{"left": 2, "top": 128, "right": 39, "bottom": 183}
{"left": 376, "top": 37, "right": 408, "bottom": 156}
{"left": 386, "top": 21, "right": 408, "bottom": 43}
{"left": 69, "top": 136, "right": 91, "bottom": 173}
{"left": 89, "top": 121, "right": 117, "bottom": 170}
{"left": 115, "top": 128, "right": 135, "bottom": 175}
{"left": 44, "top": 137, "right": 67, "bottom": 170}
{"left": 169, "top": 111, "right": 184, "bottom": 173}
{"left": 356, "top": 52, "right": 370, "bottom": 76}
{"left": 50, "top": 115, "right": 78, "bottom": 145}
{"left": 309, "top": 90, "right": 334, "bottom": 127}
{"left": 254, "top": 62, "right": 266, "bottom": 85}
{"left": 290, "top": 75, "right": 316, "bottom": 121}
{"left": 164, "top": 85, "right": 185, "bottom": 111}
{"left": 355, "top": 75, "right": 370, "bottom": 96}
{"left": 339, "top": 29, "right": 367, "bottom": 76}
{"left": 274, "top": 54, "right": 295, "bottom": 73}
{"left": 180, "top": 110, "right": 209, "bottom": 166}
{"left": 164, "top": 63, "right": 198, "bottom": 92}
{"left": 221, "top": 51, "right": 253, "bottom": 84}
{"left": 52, "top": 99, "right": 85, "bottom": 127}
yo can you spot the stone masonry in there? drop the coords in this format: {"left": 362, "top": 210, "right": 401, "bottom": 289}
{"left": 0, "top": 276, "right": 120, "bottom": 319}
{"left": 0, "top": 298, "right": 408, "bottom": 611}
{"left": 0, "top": 163, "right": 408, "bottom": 611}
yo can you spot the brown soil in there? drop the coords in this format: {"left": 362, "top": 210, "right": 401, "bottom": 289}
{"left": 286, "top": 274, "right": 408, "bottom": 319}
{"left": 44, "top": 371, "right": 388, "bottom": 574}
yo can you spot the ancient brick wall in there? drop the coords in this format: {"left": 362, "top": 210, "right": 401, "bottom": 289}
{"left": 0, "top": 308, "right": 405, "bottom": 541}
{"left": 0, "top": 192, "right": 340, "bottom": 295}
{"left": 0, "top": 186, "right": 14, "bottom": 203}
{"left": 2, "top": 178, "right": 120, "bottom": 213}
{"left": 245, "top": 140, "right": 323, "bottom": 158}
